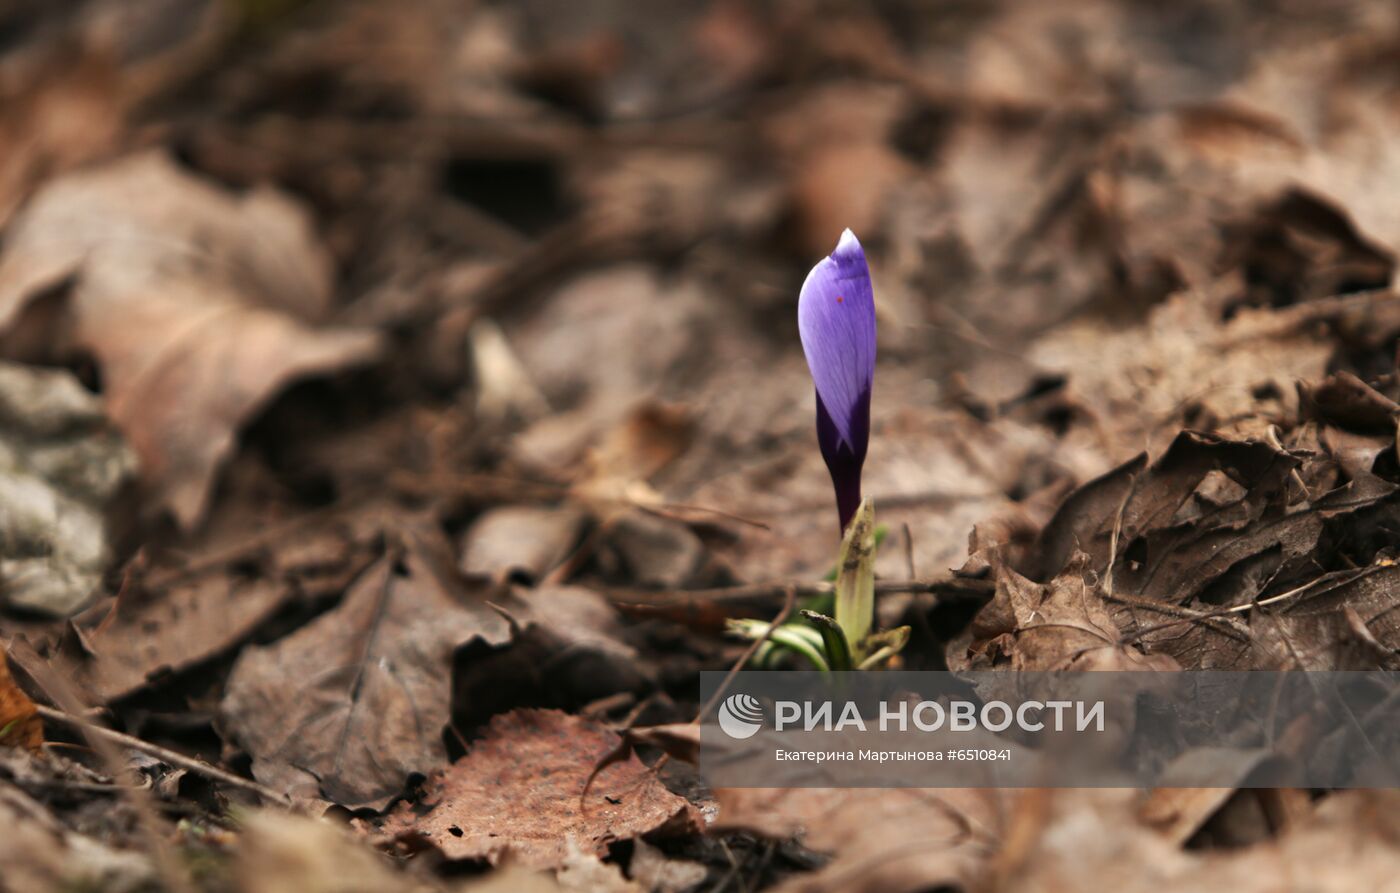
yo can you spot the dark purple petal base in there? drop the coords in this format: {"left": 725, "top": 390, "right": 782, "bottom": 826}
{"left": 816, "top": 387, "right": 870, "bottom": 532}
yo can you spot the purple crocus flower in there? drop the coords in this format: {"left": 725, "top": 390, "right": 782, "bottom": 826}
{"left": 798, "top": 229, "right": 875, "bottom": 532}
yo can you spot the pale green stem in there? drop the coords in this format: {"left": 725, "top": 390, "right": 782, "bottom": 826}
{"left": 833, "top": 498, "right": 876, "bottom": 661}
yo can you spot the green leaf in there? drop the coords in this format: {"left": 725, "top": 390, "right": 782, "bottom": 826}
{"left": 800, "top": 610, "right": 854, "bottom": 671}
{"left": 727, "top": 619, "right": 831, "bottom": 672}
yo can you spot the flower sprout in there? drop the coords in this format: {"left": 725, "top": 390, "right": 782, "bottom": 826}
{"left": 797, "top": 228, "right": 876, "bottom": 532}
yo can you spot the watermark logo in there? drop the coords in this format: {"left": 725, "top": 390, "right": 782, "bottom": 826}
{"left": 717, "top": 693, "right": 765, "bottom": 739}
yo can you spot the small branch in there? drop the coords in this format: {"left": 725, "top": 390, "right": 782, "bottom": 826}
{"left": 608, "top": 572, "right": 993, "bottom": 609}
{"left": 22, "top": 665, "right": 195, "bottom": 893}
{"left": 1105, "top": 593, "right": 1252, "bottom": 644}
{"left": 695, "top": 586, "right": 797, "bottom": 725}
{"left": 35, "top": 706, "right": 287, "bottom": 805}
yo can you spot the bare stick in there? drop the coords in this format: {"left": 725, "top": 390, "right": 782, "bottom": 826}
{"left": 35, "top": 705, "right": 287, "bottom": 805}
{"left": 22, "top": 664, "right": 196, "bottom": 893}
{"left": 694, "top": 586, "right": 798, "bottom": 725}
{"left": 609, "top": 572, "right": 992, "bottom": 608}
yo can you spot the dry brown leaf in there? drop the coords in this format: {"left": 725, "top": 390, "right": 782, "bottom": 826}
{"left": 0, "top": 151, "right": 380, "bottom": 528}
{"left": 1003, "top": 790, "right": 1400, "bottom": 893}
{"left": 235, "top": 810, "right": 435, "bottom": 893}
{"left": 0, "top": 644, "right": 42, "bottom": 753}
{"left": 627, "top": 838, "right": 706, "bottom": 893}
{"left": 0, "top": 45, "right": 127, "bottom": 228}
{"left": 993, "top": 425, "right": 1400, "bottom": 671}
{"left": 953, "top": 553, "right": 1179, "bottom": 673}
{"left": 1139, "top": 786, "right": 1241, "bottom": 847}
{"left": 1027, "top": 293, "right": 1333, "bottom": 459}
{"left": 624, "top": 724, "right": 700, "bottom": 766}
{"left": 714, "top": 786, "right": 1002, "bottom": 893}
{"left": 457, "top": 864, "right": 567, "bottom": 893}
{"left": 789, "top": 141, "right": 912, "bottom": 258}
{"left": 458, "top": 505, "right": 589, "bottom": 583}
{"left": 220, "top": 536, "right": 511, "bottom": 809}
{"left": 52, "top": 576, "right": 291, "bottom": 704}
{"left": 383, "top": 709, "right": 698, "bottom": 869}
{"left": 555, "top": 840, "right": 645, "bottom": 893}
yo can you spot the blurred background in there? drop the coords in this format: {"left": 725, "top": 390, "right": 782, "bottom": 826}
{"left": 7, "top": 0, "right": 1400, "bottom": 591}
{"left": 4, "top": 1, "right": 1400, "bottom": 890}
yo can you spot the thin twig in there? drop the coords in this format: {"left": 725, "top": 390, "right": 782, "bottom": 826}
{"left": 609, "top": 573, "right": 992, "bottom": 608}
{"left": 1106, "top": 592, "right": 1252, "bottom": 644}
{"left": 1110, "top": 570, "right": 1372, "bottom": 646}
{"left": 144, "top": 499, "right": 360, "bottom": 589}
{"left": 391, "top": 470, "right": 772, "bottom": 529}
{"left": 583, "top": 589, "right": 797, "bottom": 804}
{"left": 35, "top": 705, "right": 287, "bottom": 805}
{"left": 695, "top": 586, "right": 797, "bottom": 726}
{"left": 901, "top": 522, "right": 916, "bottom": 581}
{"left": 23, "top": 665, "right": 196, "bottom": 893}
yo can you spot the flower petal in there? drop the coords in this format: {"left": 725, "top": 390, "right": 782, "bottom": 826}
{"left": 798, "top": 229, "right": 875, "bottom": 454}
{"left": 816, "top": 389, "right": 868, "bottom": 530}
{"left": 798, "top": 229, "right": 876, "bottom": 530}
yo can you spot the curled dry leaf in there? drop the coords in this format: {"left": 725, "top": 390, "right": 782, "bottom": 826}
{"left": 452, "top": 585, "right": 653, "bottom": 729}
{"left": 951, "top": 552, "right": 1180, "bottom": 673}
{"left": 984, "top": 427, "right": 1400, "bottom": 671}
{"left": 0, "top": 151, "right": 380, "bottom": 528}
{"left": 383, "top": 709, "right": 698, "bottom": 869}
{"left": 0, "top": 360, "right": 136, "bottom": 615}
{"left": 220, "top": 539, "right": 512, "bottom": 809}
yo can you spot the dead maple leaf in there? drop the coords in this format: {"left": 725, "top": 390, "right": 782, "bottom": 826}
{"left": 383, "top": 709, "right": 698, "bottom": 869}
{"left": 714, "top": 786, "right": 1002, "bottom": 893}
{"left": 953, "top": 552, "right": 1180, "bottom": 673}
{"left": 220, "top": 533, "right": 511, "bottom": 809}
{"left": 0, "top": 151, "right": 380, "bottom": 528}
{"left": 0, "top": 644, "right": 43, "bottom": 753}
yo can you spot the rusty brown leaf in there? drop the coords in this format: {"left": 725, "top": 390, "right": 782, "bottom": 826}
{"left": 383, "top": 709, "right": 698, "bottom": 868}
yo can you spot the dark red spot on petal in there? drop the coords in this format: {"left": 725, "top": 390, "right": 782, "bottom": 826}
{"left": 836, "top": 295, "right": 844, "bottom": 303}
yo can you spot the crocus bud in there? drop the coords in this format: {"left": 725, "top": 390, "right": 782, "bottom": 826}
{"left": 797, "top": 229, "right": 876, "bottom": 532}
